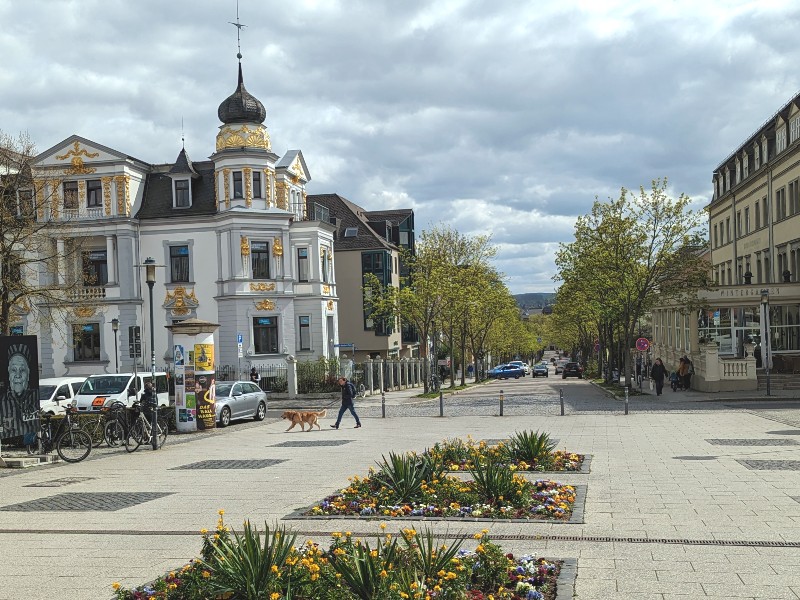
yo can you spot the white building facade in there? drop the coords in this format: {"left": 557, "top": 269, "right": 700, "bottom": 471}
{"left": 17, "top": 61, "right": 341, "bottom": 377}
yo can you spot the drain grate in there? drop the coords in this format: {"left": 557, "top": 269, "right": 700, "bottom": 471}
{"left": 706, "top": 438, "right": 798, "bottom": 446}
{"left": 737, "top": 459, "right": 800, "bottom": 471}
{"left": 272, "top": 440, "right": 352, "bottom": 448}
{"left": 673, "top": 456, "right": 717, "bottom": 461}
{"left": 0, "top": 492, "right": 173, "bottom": 512}
{"left": 24, "top": 477, "right": 95, "bottom": 488}
{"left": 171, "top": 459, "right": 286, "bottom": 470}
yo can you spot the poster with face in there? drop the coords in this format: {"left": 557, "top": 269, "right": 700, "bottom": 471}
{"left": 0, "top": 335, "right": 40, "bottom": 441}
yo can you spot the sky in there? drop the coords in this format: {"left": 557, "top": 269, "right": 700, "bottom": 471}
{"left": 2, "top": 0, "right": 800, "bottom": 295}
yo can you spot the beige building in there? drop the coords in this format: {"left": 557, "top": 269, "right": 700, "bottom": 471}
{"left": 652, "top": 93, "right": 800, "bottom": 391}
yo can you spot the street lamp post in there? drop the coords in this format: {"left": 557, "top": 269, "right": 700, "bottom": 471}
{"left": 760, "top": 289, "right": 771, "bottom": 397}
{"left": 111, "top": 318, "right": 119, "bottom": 374}
{"left": 144, "top": 257, "right": 158, "bottom": 449}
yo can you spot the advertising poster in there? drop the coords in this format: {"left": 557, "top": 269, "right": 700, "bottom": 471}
{"left": 184, "top": 370, "right": 196, "bottom": 421}
{"left": 194, "top": 372, "right": 216, "bottom": 430}
{"left": 174, "top": 344, "right": 190, "bottom": 426}
{"left": 0, "top": 335, "right": 40, "bottom": 441}
{"left": 194, "top": 343, "right": 214, "bottom": 371}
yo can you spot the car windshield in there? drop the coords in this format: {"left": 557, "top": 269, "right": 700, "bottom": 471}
{"left": 79, "top": 375, "right": 131, "bottom": 395}
{"left": 215, "top": 383, "right": 233, "bottom": 397}
{"left": 39, "top": 385, "right": 57, "bottom": 399}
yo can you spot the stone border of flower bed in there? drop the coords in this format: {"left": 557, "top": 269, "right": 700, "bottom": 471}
{"left": 446, "top": 454, "right": 592, "bottom": 476}
{"left": 283, "top": 484, "right": 587, "bottom": 524}
{"left": 553, "top": 557, "right": 578, "bottom": 599}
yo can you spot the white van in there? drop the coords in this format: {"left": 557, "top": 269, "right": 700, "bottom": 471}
{"left": 73, "top": 372, "right": 170, "bottom": 412}
{"left": 38, "top": 377, "right": 88, "bottom": 415}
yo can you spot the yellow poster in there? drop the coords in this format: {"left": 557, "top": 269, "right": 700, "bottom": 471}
{"left": 194, "top": 343, "right": 214, "bottom": 371}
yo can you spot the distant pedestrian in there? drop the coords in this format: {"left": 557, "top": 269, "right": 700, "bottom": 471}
{"left": 331, "top": 375, "right": 361, "bottom": 429}
{"left": 467, "top": 364, "right": 474, "bottom": 378}
{"left": 679, "top": 355, "right": 693, "bottom": 390}
{"left": 650, "top": 358, "right": 667, "bottom": 396}
{"left": 635, "top": 355, "right": 642, "bottom": 382}
{"left": 250, "top": 367, "right": 260, "bottom": 384}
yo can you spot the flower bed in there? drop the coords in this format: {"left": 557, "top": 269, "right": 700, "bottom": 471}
{"left": 113, "top": 515, "right": 564, "bottom": 600}
{"left": 425, "top": 433, "right": 584, "bottom": 473}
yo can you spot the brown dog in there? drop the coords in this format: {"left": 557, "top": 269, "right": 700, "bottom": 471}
{"left": 282, "top": 409, "right": 327, "bottom": 432}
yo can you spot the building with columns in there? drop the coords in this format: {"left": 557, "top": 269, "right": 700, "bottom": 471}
{"left": 651, "top": 92, "right": 800, "bottom": 391}
{"left": 14, "top": 58, "right": 341, "bottom": 377}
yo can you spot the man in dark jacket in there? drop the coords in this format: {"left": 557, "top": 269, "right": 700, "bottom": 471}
{"left": 650, "top": 358, "right": 667, "bottom": 396}
{"left": 331, "top": 376, "right": 361, "bottom": 429}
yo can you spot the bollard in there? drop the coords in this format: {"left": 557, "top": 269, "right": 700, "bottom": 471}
{"left": 381, "top": 391, "right": 386, "bottom": 418}
{"left": 560, "top": 388, "right": 564, "bottom": 416}
{"left": 439, "top": 391, "right": 444, "bottom": 417}
{"left": 499, "top": 389, "right": 504, "bottom": 416}
{"left": 624, "top": 386, "right": 629, "bottom": 415}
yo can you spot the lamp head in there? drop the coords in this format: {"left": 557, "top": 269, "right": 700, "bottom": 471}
{"left": 144, "top": 257, "right": 156, "bottom": 283}
{"left": 111, "top": 318, "right": 119, "bottom": 331}
{"left": 760, "top": 288, "right": 769, "bottom": 305}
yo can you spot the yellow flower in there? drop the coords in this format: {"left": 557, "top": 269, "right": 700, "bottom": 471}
{"left": 200, "top": 528, "right": 208, "bottom": 535}
{"left": 202, "top": 571, "right": 211, "bottom": 579}
{"left": 112, "top": 583, "right": 121, "bottom": 591}
{"left": 271, "top": 565, "right": 280, "bottom": 573}
{"left": 218, "top": 509, "right": 225, "bottom": 516}
{"left": 271, "top": 594, "right": 281, "bottom": 600}
{"left": 380, "top": 522, "right": 387, "bottom": 529}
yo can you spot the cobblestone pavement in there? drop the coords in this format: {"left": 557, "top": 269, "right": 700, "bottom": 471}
{"left": 1, "top": 377, "right": 799, "bottom": 599}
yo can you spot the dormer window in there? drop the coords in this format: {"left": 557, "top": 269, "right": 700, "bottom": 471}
{"left": 762, "top": 138, "right": 768, "bottom": 163}
{"left": 743, "top": 154, "right": 749, "bottom": 178}
{"left": 175, "top": 180, "right": 190, "bottom": 208}
{"left": 754, "top": 144, "right": 760, "bottom": 169}
{"left": 344, "top": 227, "right": 358, "bottom": 237}
{"left": 776, "top": 126, "right": 787, "bottom": 153}
{"left": 233, "top": 171, "right": 243, "bottom": 198}
{"left": 791, "top": 115, "right": 800, "bottom": 143}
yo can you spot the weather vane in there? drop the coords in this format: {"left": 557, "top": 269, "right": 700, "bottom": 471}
{"left": 229, "top": 0, "right": 247, "bottom": 60}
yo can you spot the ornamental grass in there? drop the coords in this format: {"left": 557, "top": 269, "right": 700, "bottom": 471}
{"left": 425, "top": 432, "right": 583, "bottom": 473}
{"left": 113, "top": 517, "right": 561, "bottom": 600}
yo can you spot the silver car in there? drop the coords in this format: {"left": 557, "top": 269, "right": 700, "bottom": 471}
{"left": 214, "top": 381, "right": 268, "bottom": 427}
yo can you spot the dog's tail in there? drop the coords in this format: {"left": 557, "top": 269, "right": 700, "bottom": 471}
{"left": 316, "top": 409, "right": 327, "bottom": 418}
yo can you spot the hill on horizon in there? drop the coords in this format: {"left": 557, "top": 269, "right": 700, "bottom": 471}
{"left": 514, "top": 292, "right": 555, "bottom": 308}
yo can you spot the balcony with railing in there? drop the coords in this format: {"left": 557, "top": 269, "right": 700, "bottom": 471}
{"left": 67, "top": 286, "right": 106, "bottom": 301}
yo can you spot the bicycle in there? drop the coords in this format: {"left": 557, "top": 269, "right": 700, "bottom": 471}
{"left": 103, "top": 401, "right": 131, "bottom": 448}
{"left": 80, "top": 410, "right": 112, "bottom": 447}
{"left": 26, "top": 406, "right": 92, "bottom": 463}
{"left": 124, "top": 401, "right": 168, "bottom": 453}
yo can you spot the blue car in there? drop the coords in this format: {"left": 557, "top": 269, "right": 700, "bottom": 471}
{"left": 488, "top": 364, "right": 525, "bottom": 379}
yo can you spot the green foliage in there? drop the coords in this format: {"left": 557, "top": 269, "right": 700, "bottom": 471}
{"left": 468, "top": 458, "right": 524, "bottom": 505}
{"left": 502, "top": 430, "right": 557, "bottom": 467}
{"left": 373, "top": 451, "right": 428, "bottom": 503}
{"left": 326, "top": 534, "right": 401, "bottom": 600}
{"left": 297, "top": 357, "right": 341, "bottom": 393}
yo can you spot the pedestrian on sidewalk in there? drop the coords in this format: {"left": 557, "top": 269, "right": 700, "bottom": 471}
{"left": 680, "top": 355, "right": 693, "bottom": 390}
{"left": 650, "top": 358, "right": 667, "bottom": 396}
{"left": 331, "top": 375, "right": 361, "bottom": 429}
{"left": 249, "top": 367, "right": 260, "bottom": 384}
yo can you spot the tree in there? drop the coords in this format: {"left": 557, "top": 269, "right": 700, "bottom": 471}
{"left": 0, "top": 132, "right": 90, "bottom": 336}
{"left": 554, "top": 178, "right": 708, "bottom": 383}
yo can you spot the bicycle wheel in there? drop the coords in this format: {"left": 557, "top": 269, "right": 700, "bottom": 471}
{"left": 104, "top": 419, "right": 125, "bottom": 448}
{"left": 157, "top": 417, "right": 168, "bottom": 448}
{"left": 125, "top": 419, "right": 145, "bottom": 453}
{"left": 56, "top": 429, "right": 92, "bottom": 463}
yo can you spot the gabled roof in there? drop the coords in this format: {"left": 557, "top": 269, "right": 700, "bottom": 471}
{"left": 364, "top": 209, "right": 413, "bottom": 226}
{"left": 276, "top": 149, "right": 310, "bottom": 182}
{"left": 34, "top": 134, "right": 149, "bottom": 168}
{"left": 307, "top": 193, "right": 398, "bottom": 251}
{"left": 136, "top": 160, "right": 217, "bottom": 219}
{"left": 168, "top": 148, "right": 199, "bottom": 177}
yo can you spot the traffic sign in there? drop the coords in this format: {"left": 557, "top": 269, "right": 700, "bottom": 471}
{"left": 334, "top": 343, "right": 354, "bottom": 348}
{"left": 635, "top": 337, "right": 650, "bottom": 352}
{"left": 237, "top": 333, "right": 243, "bottom": 344}
{"left": 237, "top": 342, "right": 243, "bottom": 358}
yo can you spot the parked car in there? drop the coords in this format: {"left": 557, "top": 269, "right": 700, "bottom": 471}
{"left": 38, "top": 377, "right": 88, "bottom": 415}
{"left": 508, "top": 361, "right": 530, "bottom": 375}
{"left": 73, "top": 373, "right": 170, "bottom": 412}
{"left": 561, "top": 362, "right": 584, "bottom": 379}
{"left": 488, "top": 364, "right": 525, "bottom": 379}
{"left": 531, "top": 363, "right": 549, "bottom": 378}
{"left": 214, "top": 381, "right": 267, "bottom": 427}
{"left": 554, "top": 359, "right": 569, "bottom": 374}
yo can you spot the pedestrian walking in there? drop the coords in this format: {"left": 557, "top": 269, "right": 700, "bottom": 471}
{"left": 650, "top": 358, "right": 667, "bottom": 396}
{"left": 331, "top": 375, "right": 361, "bottom": 429}
{"left": 680, "top": 355, "right": 693, "bottom": 390}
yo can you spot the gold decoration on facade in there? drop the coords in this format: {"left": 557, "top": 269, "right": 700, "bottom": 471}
{"left": 214, "top": 171, "right": 219, "bottom": 210}
{"left": 327, "top": 300, "right": 334, "bottom": 311}
{"left": 291, "top": 158, "right": 304, "bottom": 178}
{"left": 322, "top": 285, "right": 331, "bottom": 295}
{"left": 51, "top": 181, "right": 61, "bottom": 219}
{"left": 74, "top": 306, "right": 96, "bottom": 318}
{"left": 56, "top": 141, "right": 99, "bottom": 175}
{"left": 215, "top": 124, "right": 271, "bottom": 152}
{"left": 240, "top": 236, "right": 250, "bottom": 256}
{"left": 223, "top": 168, "right": 231, "bottom": 209}
{"left": 243, "top": 167, "right": 252, "bottom": 208}
{"left": 101, "top": 176, "right": 113, "bottom": 216}
{"left": 327, "top": 252, "right": 333, "bottom": 261}
{"left": 290, "top": 174, "right": 300, "bottom": 185}
{"left": 275, "top": 181, "right": 288, "bottom": 210}
{"left": 272, "top": 237, "right": 283, "bottom": 257}
{"left": 34, "top": 179, "right": 45, "bottom": 220}
{"left": 264, "top": 169, "right": 272, "bottom": 208}
{"left": 163, "top": 286, "right": 199, "bottom": 317}
{"left": 114, "top": 175, "right": 130, "bottom": 216}
{"left": 78, "top": 180, "right": 87, "bottom": 210}
{"left": 13, "top": 298, "right": 31, "bottom": 315}
{"left": 302, "top": 191, "right": 308, "bottom": 220}
{"left": 249, "top": 282, "right": 276, "bottom": 292}
{"left": 254, "top": 299, "right": 275, "bottom": 311}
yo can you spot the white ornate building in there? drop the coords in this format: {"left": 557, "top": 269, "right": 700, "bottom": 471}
{"left": 15, "top": 59, "right": 341, "bottom": 377}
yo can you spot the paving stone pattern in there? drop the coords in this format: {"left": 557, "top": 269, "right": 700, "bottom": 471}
{"left": 0, "top": 492, "right": 173, "bottom": 512}
{"left": 23, "top": 477, "right": 95, "bottom": 488}
{"left": 736, "top": 459, "right": 800, "bottom": 470}
{"left": 170, "top": 459, "right": 287, "bottom": 470}
{"left": 673, "top": 455, "right": 718, "bottom": 460}
{"left": 271, "top": 440, "right": 352, "bottom": 447}
{"left": 706, "top": 438, "right": 799, "bottom": 445}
